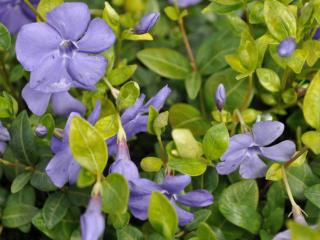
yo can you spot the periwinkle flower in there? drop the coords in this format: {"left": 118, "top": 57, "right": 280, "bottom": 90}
{"left": 277, "top": 38, "right": 296, "bottom": 57}
{"left": 35, "top": 124, "right": 48, "bottom": 137}
{"left": 129, "top": 175, "right": 213, "bottom": 226}
{"left": 80, "top": 195, "right": 105, "bottom": 240}
{"left": 215, "top": 83, "right": 226, "bottom": 111}
{"left": 109, "top": 138, "right": 140, "bottom": 182}
{"left": 46, "top": 101, "right": 101, "bottom": 188}
{"left": 108, "top": 85, "right": 171, "bottom": 156}
{"left": 134, "top": 12, "right": 160, "bottom": 34}
{"left": 0, "top": 0, "right": 39, "bottom": 34}
{"left": 0, "top": 122, "right": 10, "bottom": 154}
{"left": 313, "top": 28, "right": 320, "bottom": 40}
{"left": 16, "top": 3, "right": 115, "bottom": 116}
{"left": 217, "top": 121, "right": 296, "bottom": 179}
{"left": 169, "top": 0, "right": 202, "bottom": 8}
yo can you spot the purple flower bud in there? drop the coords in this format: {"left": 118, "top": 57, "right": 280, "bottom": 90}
{"left": 80, "top": 195, "right": 105, "bottom": 240}
{"left": 215, "top": 84, "right": 226, "bottom": 111}
{"left": 134, "top": 12, "right": 160, "bottom": 34}
{"left": 169, "top": 0, "right": 202, "bottom": 8}
{"left": 277, "top": 38, "right": 296, "bottom": 57}
{"left": 35, "top": 124, "right": 48, "bottom": 137}
{"left": 313, "top": 28, "right": 320, "bottom": 40}
{"left": 0, "top": 122, "right": 10, "bottom": 155}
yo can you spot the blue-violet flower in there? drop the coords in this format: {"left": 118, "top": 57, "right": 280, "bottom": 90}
{"left": 215, "top": 83, "right": 226, "bottom": 111}
{"left": 35, "top": 124, "right": 48, "bottom": 137}
{"left": 169, "top": 0, "right": 202, "bottom": 8}
{"left": 134, "top": 12, "right": 160, "bottom": 34}
{"left": 278, "top": 38, "right": 296, "bottom": 57}
{"left": 0, "top": 122, "right": 10, "bottom": 154}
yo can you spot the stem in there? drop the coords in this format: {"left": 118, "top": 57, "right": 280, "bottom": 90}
{"left": 240, "top": 74, "right": 253, "bottom": 110}
{"left": 115, "top": 38, "right": 123, "bottom": 66}
{"left": 157, "top": 135, "right": 168, "bottom": 165}
{"left": 282, "top": 67, "right": 290, "bottom": 90}
{"left": 281, "top": 165, "right": 304, "bottom": 217}
{"left": 235, "top": 109, "right": 248, "bottom": 132}
{"left": 24, "top": 0, "right": 45, "bottom": 22}
{"left": 0, "top": 158, "right": 34, "bottom": 171}
{"left": 178, "top": 18, "right": 197, "bottom": 72}
{"left": 284, "top": 146, "right": 308, "bottom": 168}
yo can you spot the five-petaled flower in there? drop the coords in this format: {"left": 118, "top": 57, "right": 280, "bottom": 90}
{"left": 0, "top": 0, "right": 39, "bottom": 34}
{"left": 16, "top": 2, "right": 115, "bottom": 116}
{"left": 169, "top": 0, "right": 202, "bottom": 8}
{"left": 80, "top": 195, "right": 105, "bottom": 240}
{"left": 217, "top": 121, "right": 296, "bottom": 179}
{"left": 134, "top": 12, "right": 160, "bottom": 34}
{"left": 0, "top": 122, "right": 10, "bottom": 154}
{"left": 46, "top": 101, "right": 101, "bottom": 188}
{"left": 129, "top": 175, "right": 213, "bottom": 226}
{"left": 108, "top": 85, "right": 171, "bottom": 156}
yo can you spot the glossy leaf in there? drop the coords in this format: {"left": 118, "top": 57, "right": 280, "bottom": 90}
{"left": 140, "top": 157, "right": 163, "bottom": 172}
{"left": 256, "top": 68, "right": 281, "bottom": 92}
{"left": 0, "top": 23, "right": 11, "bottom": 51}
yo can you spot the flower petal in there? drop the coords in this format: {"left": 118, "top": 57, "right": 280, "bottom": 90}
{"left": 169, "top": 0, "right": 202, "bottom": 8}
{"left": 45, "top": 147, "right": 74, "bottom": 188}
{"left": 174, "top": 204, "right": 194, "bottom": 226}
{"left": 0, "top": 142, "right": 7, "bottom": 154}
{"left": 130, "top": 178, "right": 161, "bottom": 195}
{"left": 30, "top": 53, "right": 73, "bottom": 93}
{"left": 109, "top": 159, "right": 139, "bottom": 182}
{"left": 51, "top": 92, "right": 86, "bottom": 116}
{"left": 134, "top": 12, "right": 160, "bottom": 34}
{"left": 161, "top": 175, "right": 191, "bottom": 194}
{"left": 260, "top": 140, "right": 296, "bottom": 162}
{"left": 68, "top": 159, "right": 81, "bottom": 184}
{"left": 141, "top": 85, "right": 171, "bottom": 112}
{"left": 46, "top": 2, "right": 90, "bottom": 41}
{"left": 252, "top": 121, "right": 284, "bottom": 146}
{"left": 176, "top": 190, "right": 213, "bottom": 207}
{"left": 216, "top": 153, "right": 244, "bottom": 175}
{"left": 129, "top": 193, "right": 151, "bottom": 220}
{"left": 77, "top": 18, "right": 115, "bottom": 54}
{"left": 123, "top": 115, "right": 149, "bottom": 139}
{"left": 239, "top": 151, "right": 268, "bottom": 179}
{"left": 272, "top": 230, "right": 291, "bottom": 240}
{"left": 16, "top": 22, "right": 61, "bottom": 71}
{"left": 222, "top": 133, "right": 253, "bottom": 158}
{"left": 50, "top": 136, "right": 64, "bottom": 154}
{"left": 121, "top": 94, "right": 146, "bottom": 124}
{"left": 22, "top": 83, "right": 51, "bottom": 116}
{"left": 67, "top": 53, "right": 107, "bottom": 89}
{"left": 87, "top": 100, "right": 101, "bottom": 125}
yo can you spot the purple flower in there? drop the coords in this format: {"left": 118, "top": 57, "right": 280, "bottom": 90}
{"left": 134, "top": 12, "right": 160, "bottom": 34}
{"left": 35, "top": 124, "right": 48, "bottom": 137}
{"left": 109, "top": 139, "right": 140, "bottom": 182}
{"left": 313, "top": 28, "right": 320, "bottom": 40}
{"left": 80, "top": 195, "right": 105, "bottom": 240}
{"left": 129, "top": 175, "right": 213, "bottom": 226}
{"left": 277, "top": 38, "right": 296, "bottom": 57}
{"left": 169, "top": 0, "right": 202, "bottom": 8}
{"left": 46, "top": 101, "right": 101, "bottom": 188}
{"left": 16, "top": 3, "right": 115, "bottom": 116}
{"left": 217, "top": 121, "right": 296, "bottom": 179}
{"left": 0, "top": 122, "right": 10, "bottom": 154}
{"left": 108, "top": 85, "right": 171, "bottom": 156}
{"left": 0, "top": 0, "right": 39, "bottom": 34}
{"left": 215, "top": 83, "right": 226, "bottom": 111}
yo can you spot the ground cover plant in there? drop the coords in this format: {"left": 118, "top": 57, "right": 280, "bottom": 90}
{"left": 0, "top": 0, "right": 320, "bottom": 239}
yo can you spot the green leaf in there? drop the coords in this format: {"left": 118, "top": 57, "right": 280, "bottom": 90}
{"left": 9, "top": 111, "right": 39, "bottom": 165}
{"left": 153, "top": 111, "right": 169, "bottom": 137}
{"left": 30, "top": 159, "right": 57, "bottom": 192}
{"left": 249, "top": 2, "right": 264, "bottom": 24}
{"left": 202, "top": 123, "right": 229, "bottom": 160}
{"left": 168, "top": 157, "right": 207, "bottom": 176}
{"left": 185, "top": 209, "right": 212, "bottom": 231}
{"left": 264, "top": 0, "right": 296, "bottom": 40}
{"left": 286, "top": 49, "right": 307, "bottom": 74}
{"left": 42, "top": 192, "right": 70, "bottom": 229}
{"left": 2, "top": 205, "right": 39, "bottom": 228}
{"left": 0, "top": 92, "right": 18, "bottom": 118}
{"left": 169, "top": 104, "right": 210, "bottom": 136}
{"left": 116, "top": 225, "right": 144, "bottom": 240}
{"left": 256, "top": 68, "right": 281, "bottom": 92}
{"left": 102, "top": 173, "right": 129, "bottom": 214}
{"left": 302, "top": 131, "right": 320, "bottom": 154}
{"left": 197, "top": 223, "right": 218, "bottom": 240}
{"left": 108, "top": 212, "right": 130, "bottom": 229}
{"left": 164, "top": 6, "right": 179, "bottom": 21}
{"left": 140, "top": 157, "right": 163, "bottom": 172}
{"left": 218, "top": 180, "right": 261, "bottom": 234}
{"left": 37, "top": 0, "right": 64, "bottom": 20}
{"left": 11, "top": 172, "right": 32, "bottom": 194}
{"left": 303, "top": 72, "right": 320, "bottom": 129}
{"left": 108, "top": 64, "right": 137, "bottom": 86}
{"left": 137, "top": 48, "right": 191, "bottom": 80}
{"left": 147, "top": 106, "right": 159, "bottom": 135}
{"left": 0, "top": 23, "right": 11, "bottom": 51}
{"left": 148, "top": 192, "right": 178, "bottom": 239}
{"left": 102, "top": 2, "right": 120, "bottom": 34}
{"left": 172, "top": 129, "right": 202, "bottom": 159}
{"left": 305, "top": 184, "right": 320, "bottom": 209}
{"left": 66, "top": 186, "right": 90, "bottom": 207}
{"left": 77, "top": 168, "right": 96, "bottom": 188}
{"left": 123, "top": 31, "right": 153, "bottom": 41}
{"left": 265, "top": 163, "right": 283, "bottom": 181}
{"left": 289, "top": 221, "right": 320, "bottom": 240}
{"left": 95, "top": 113, "right": 119, "bottom": 140}
{"left": 203, "top": 1, "right": 243, "bottom": 14}
{"left": 9, "top": 64, "right": 25, "bottom": 82}
{"left": 117, "top": 81, "right": 140, "bottom": 111}
{"left": 69, "top": 116, "right": 108, "bottom": 175}
{"left": 185, "top": 71, "right": 201, "bottom": 100}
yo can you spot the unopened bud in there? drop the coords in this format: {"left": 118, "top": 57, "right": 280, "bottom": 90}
{"left": 215, "top": 83, "right": 226, "bottom": 111}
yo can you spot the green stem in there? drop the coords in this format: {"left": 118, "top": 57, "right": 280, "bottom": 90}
{"left": 282, "top": 67, "right": 290, "bottom": 90}
{"left": 24, "top": 0, "right": 45, "bottom": 22}
{"left": 115, "top": 38, "right": 123, "bottom": 66}
{"left": 90, "top": 9, "right": 103, "bottom": 17}
{"left": 0, "top": 158, "right": 34, "bottom": 171}
{"left": 284, "top": 146, "right": 308, "bottom": 168}
{"left": 157, "top": 135, "right": 168, "bottom": 165}
{"left": 240, "top": 74, "right": 253, "bottom": 110}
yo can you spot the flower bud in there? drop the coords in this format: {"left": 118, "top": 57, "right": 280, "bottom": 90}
{"left": 313, "top": 27, "right": 320, "bottom": 40}
{"left": 277, "top": 38, "right": 296, "bottom": 57}
{"left": 134, "top": 12, "right": 160, "bottom": 34}
{"left": 35, "top": 124, "right": 48, "bottom": 137}
{"left": 215, "top": 84, "right": 226, "bottom": 111}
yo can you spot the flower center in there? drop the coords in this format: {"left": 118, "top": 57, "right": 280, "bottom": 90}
{"left": 59, "top": 40, "right": 78, "bottom": 57}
